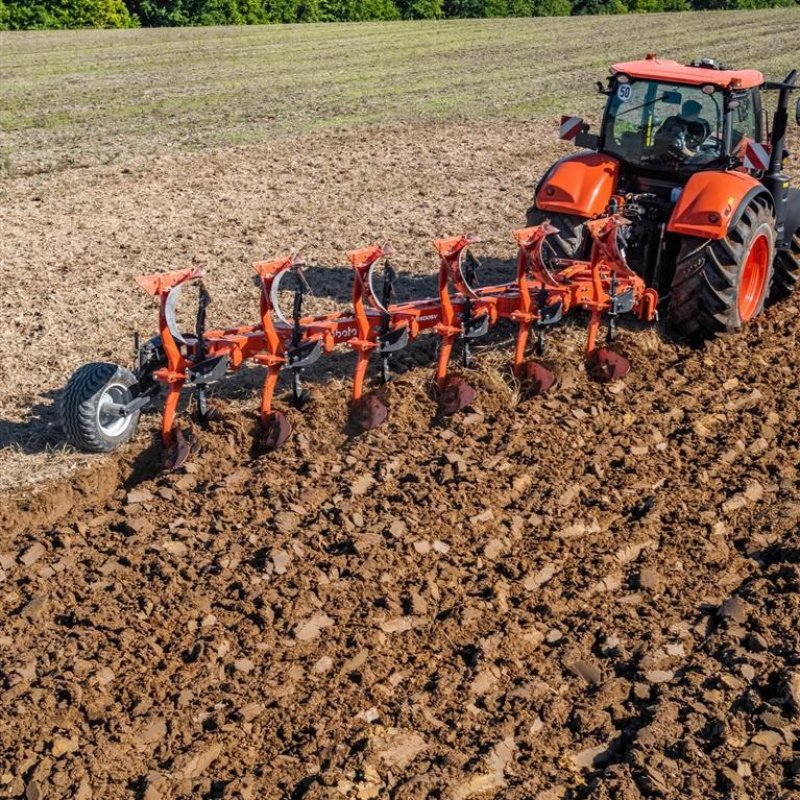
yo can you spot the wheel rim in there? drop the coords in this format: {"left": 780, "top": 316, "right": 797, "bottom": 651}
{"left": 738, "top": 233, "right": 770, "bottom": 322}
{"left": 96, "top": 383, "right": 133, "bottom": 438}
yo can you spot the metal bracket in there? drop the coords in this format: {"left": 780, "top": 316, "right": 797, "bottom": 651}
{"left": 378, "top": 326, "right": 409, "bottom": 355}
{"left": 287, "top": 338, "right": 323, "bottom": 370}
{"left": 463, "top": 314, "right": 490, "bottom": 339}
{"left": 101, "top": 392, "right": 156, "bottom": 419}
{"left": 538, "top": 298, "right": 564, "bottom": 326}
{"left": 610, "top": 286, "right": 635, "bottom": 316}
{"left": 186, "top": 354, "right": 229, "bottom": 386}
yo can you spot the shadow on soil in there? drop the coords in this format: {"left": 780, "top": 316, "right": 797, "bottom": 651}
{"left": 0, "top": 388, "right": 65, "bottom": 455}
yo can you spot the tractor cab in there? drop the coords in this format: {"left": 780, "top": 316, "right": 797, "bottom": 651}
{"left": 598, "top": 57, "right": 765, "bottom": 179}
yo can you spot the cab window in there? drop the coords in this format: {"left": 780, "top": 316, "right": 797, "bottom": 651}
{"left": 603, "top": 79, "right": 724, "bottom": 170}
{"left": 730, "top": 89, "right": 760, "bottom": 145}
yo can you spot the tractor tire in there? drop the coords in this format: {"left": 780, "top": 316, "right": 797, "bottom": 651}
{"left": 769, "top": 231, "right": 800, "bottom": 303}
{"left": 525, "top": 206, "right": 587, "bottom": 261}
{"left": 61, "top": 362, "right": 141, "bottom": 452}
{"left": 669, "top": 197, "right": 775, "bottom": 339}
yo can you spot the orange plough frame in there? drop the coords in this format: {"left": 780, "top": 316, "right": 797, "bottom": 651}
{"left": 134, "top": 212, "right": 658, "bottom": 454}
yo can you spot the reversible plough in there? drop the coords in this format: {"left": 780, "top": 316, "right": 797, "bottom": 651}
{"left": 63, "top": 206, "right": 657, "bottom": 466}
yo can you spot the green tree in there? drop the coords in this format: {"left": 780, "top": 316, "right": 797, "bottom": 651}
{"left": 294, "top": 0, "right": 320, "bottom": 20}
{"left": 63, "top": 0, "right": 136, "bottom": 24}
{"left": 626, "top": 0, "right": 664, "bottom": 10}
{"left": 505, "top": 0, "right": 533, "bottom": 14}
{"left": 694, "top": 0, "right": 793, "bottom": 5}
{"left": 442, "top": 0, "right": 483, "bottom": 16}
{"left": 396, "top": 0, "right": 441, "bottom": 17}
{"left": 320, "top": 0, "right": 399, "bottom": 19}
{"left": 122, "top": 0, "right": 190, "bottom": 25}
{"left": 3, "top": 0, "right": 799, "bottom": 35}
{"left": 484, "top": 0, "right": 509, "bottom": 15}
{"left": 191, "top": 0, "right": 244, "bottom": 24}
{"left": 2, "top": 0, "right": 135, "bottom": 27}
{"left": 572, "top": 0, "right": 627, "bottom": 12}
{"left": 531, "top": 0, "right": 570, "bottom": 13}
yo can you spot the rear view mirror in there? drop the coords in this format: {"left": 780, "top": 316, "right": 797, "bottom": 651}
{"left": 663, "top": 90, "right": 682, "bottom": 105}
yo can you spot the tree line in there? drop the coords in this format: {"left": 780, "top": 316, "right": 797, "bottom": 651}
{"left": 0, "top": 0, "right": 795, "bottom": 30}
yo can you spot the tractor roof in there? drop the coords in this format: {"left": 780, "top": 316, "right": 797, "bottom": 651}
{"left": 610, "top": 57, "right": 763, "bottom": 90}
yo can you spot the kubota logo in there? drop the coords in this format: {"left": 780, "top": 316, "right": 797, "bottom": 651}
{"left": 333, "top": 327, "right": 358, "bottom": 340}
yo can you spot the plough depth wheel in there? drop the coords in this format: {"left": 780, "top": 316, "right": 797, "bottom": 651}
{"left": 61, "top": 362, "right": 142, "bottom": 452}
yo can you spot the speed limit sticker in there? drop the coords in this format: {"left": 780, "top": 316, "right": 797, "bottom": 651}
{"left": 617, "top": 84, "right": 633, "bottom": 101}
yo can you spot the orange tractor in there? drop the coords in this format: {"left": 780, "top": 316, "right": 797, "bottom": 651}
{"left": 530, "top": 55, "right": 800, "bottom": 337}
{"left": 60, "top": 55, "right": 799, "bottom": 463}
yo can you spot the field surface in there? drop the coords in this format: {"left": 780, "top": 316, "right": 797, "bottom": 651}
{"left": 2, "top": 11, "right": 800, "bottom": 800}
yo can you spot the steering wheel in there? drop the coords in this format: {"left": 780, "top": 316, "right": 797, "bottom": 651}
{"left": 682, "top": 119, "right": 711, "bottom": 151}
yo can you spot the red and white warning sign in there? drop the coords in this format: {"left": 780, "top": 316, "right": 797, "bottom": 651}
{"left": 743, "top": 140, "right": 771, "bottom": 171}
{"left": 559, "top": 116, "right": 584, "bottom": 142}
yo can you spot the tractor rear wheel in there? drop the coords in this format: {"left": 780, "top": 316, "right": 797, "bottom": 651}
{"left": 669, "top": 197, "right": 775, "bottom": 338}
{"left": 769, "top": 231, "right": 800, "bottom": 302}
{"left": 61, "top": 362, "right": 142, "bottom": 452}
{"left": 525, "top": 206, "right": 587, "bottom": 261}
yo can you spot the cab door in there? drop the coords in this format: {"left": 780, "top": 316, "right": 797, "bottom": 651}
{"left": 730, "top": 88, "right": 764, "bottom": 170}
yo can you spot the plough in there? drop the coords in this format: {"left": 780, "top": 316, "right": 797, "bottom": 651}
{"left": 61, "top": 205, "right": 658, "bottom": 465}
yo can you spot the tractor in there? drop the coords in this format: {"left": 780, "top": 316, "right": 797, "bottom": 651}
{"left": 526, "top": 54, "right": 800, "bottom": 338}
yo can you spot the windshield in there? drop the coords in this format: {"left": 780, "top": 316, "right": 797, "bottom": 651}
{"left": 603, "top": 80, "right": 724, "bottom": 170}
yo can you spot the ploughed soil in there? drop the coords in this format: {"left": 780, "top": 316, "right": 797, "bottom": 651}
{"left": 2, "top": 122, "right": 800, "bottom": 799}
